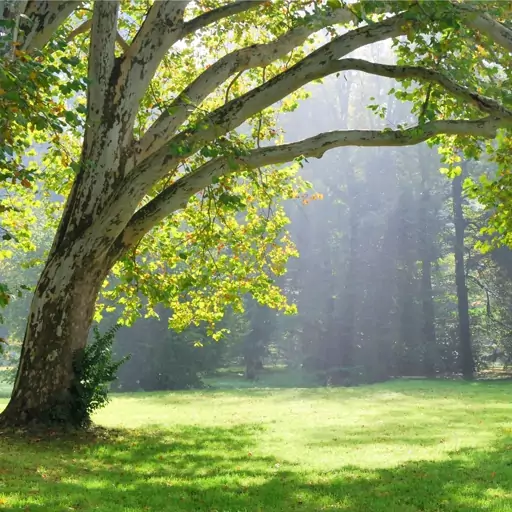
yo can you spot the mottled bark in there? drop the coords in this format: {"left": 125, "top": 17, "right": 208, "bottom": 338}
{"left": 0, "top": 244, "right": 111, "bottom": 426}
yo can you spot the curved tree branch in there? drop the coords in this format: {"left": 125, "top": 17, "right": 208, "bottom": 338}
{"left": 21, "top": 1, "right": 81, "bottom": 51}
{"left": 65, "top": 19, "right": 128, "bottom": 51}
{"left": 65, "top": 19, "right": 92, "bottom": 42}
{"left": 128, "top": 11, "right": 411, "bottom": 195}
{"left": 111, "top": 1, "right": 267, "bottom": 157}
{"left": 87, "top": 1, "right": 119, "bottom": 132}
{"left": 137, "top": 6, "right": 356, "bottom": 160}
{"left": 330, "top": 58, "right": 512, "bottom": 119}
{"left": 116, "top": 116, "right": 501, "bottom": 251}
{"left": 183, "top": 0, "right": 265, "bottom": 35}
{"left": 455, "top": 3, "right": 512, "bottom": 52}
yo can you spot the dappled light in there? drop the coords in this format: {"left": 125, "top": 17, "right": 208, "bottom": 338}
{"left": 1, "top": 381, "right": 512, "bottom": 511}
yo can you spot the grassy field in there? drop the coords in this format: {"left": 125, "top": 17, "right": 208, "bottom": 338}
{"left": 0, "top": 379, "right": 511, "bottom": 511}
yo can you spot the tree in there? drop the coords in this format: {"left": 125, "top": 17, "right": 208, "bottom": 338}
{"left": 418, "top": 149, "right": 437, "bottom": 377}
{"left": 1, "top": 0, "right": 511, "bottom": 426}
{"left": 452, "top": 166, "right": 475, "bottom": 378}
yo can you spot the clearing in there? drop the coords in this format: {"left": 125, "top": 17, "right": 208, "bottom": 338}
{"left": 1, "top": 379, "right": 511, "bottom": 511}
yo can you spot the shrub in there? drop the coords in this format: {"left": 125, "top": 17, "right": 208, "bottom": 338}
{"left": 67, "top": 324, "right": 129, "bottom": 427}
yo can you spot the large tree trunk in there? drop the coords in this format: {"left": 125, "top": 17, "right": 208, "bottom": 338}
{"left": 452, "top": 171, "right": 475, "bottom": 380}
{"left": 0, "top": 244, "right": 111, "bottom": 426}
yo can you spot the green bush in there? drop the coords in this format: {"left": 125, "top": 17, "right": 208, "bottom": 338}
{"left": 68, "top": 324, "right": 130, "bottom": 427}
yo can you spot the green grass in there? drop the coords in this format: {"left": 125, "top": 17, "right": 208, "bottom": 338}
{"left": 1, "top": 379, "right": 512, "bottom": 511}
{"left": 0, "top": 381, "right": 11, "bottom": 399}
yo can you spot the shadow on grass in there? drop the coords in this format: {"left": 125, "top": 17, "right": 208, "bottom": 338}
{"left": 1, "top": 423, "right": 511, "bottom": 511}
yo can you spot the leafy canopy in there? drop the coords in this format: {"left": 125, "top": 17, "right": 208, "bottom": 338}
{"left": 0, "top": 0, "right": 511, "bottom": 338}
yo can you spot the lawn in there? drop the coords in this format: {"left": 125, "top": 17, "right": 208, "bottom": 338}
{"left": 0, "top": 379, "right": 511, "bottom": 511}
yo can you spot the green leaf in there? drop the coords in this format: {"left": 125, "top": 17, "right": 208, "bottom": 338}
{"left": 327, "top": 0, "right": 342, "bottom": 9}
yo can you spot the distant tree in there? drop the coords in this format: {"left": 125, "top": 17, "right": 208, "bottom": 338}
{"left": 452, "top": 166, "right": 475, "bottom": 379}
{"left": 418, "top": 149, "right": 437, "bottom": 377}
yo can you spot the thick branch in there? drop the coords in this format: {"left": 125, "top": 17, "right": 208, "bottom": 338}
{"left": 115, "top": 1, "right": 263, "bottom": 139}
{"left": 21, "top": 1, "right": 81, "bottom": 51}
{"left": 183, "top": 0, "right": 265, "bottom": 35}
{"left": 334, "top": 58, "right": 512, "bottom": 119}
{"left": 130, "top": 11, "right": 411, "bottom": 197}
{"left": 66, "top": 20, "right": 130, "bottom": 51}
{"left": 54, "top": 0, "right": 121, "bottom": 250}
{"left": 109, "top": 1, "right": 188, "bottom": 133}
{"left": 118, "top": 116, "right": 501, "bottom": 250}
{"left": 124, "top": 1, "right": 187, "bottom": 59}
{"left": 87, "top": 1, "right": 119, "bottom": 130}
{"left": 455, "top": 3, "right": 512, "bottom": 52}
{"left": 65, "top": 19, "right": 92, "bottom": 42}
{"left": 116, "top": 32, "right": 129, "bottom": 52}
{"left": 137, "top": 7, "right": 356, "bottom": 160}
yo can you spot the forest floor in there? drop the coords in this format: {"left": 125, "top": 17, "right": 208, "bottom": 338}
{"left": 0, "top": 379, "right": 511, "bottom": 511}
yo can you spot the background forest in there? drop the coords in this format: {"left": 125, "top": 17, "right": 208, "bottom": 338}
{"left": 1, "top": 44, "right": 511, "bottom": 393}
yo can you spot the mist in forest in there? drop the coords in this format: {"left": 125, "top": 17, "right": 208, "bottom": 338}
{"left": 1, "top": 47, "right": 511, "bottom": 392}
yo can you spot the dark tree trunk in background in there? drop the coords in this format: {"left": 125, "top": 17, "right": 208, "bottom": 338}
{"left": 245, "top": 358, "right": 258, "bottom": 380}
{"left": 418, "top": 161, "right": 436, "bottom": 377}
{"left": 420, "top": 255, "right": 436, "bottom": 376}
{"left": 452, "top": 171, "right": 475, "bottom": 379}
{"left": 243, "top": 304, "right": 272, "bottom": 380}
{"left": 395, "top": 190, "right": 421, "bottom": 376}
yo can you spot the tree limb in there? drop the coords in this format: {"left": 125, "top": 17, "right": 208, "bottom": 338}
{"left": 118, "top": 116, "right": 501, "bottom": 250}
{"left": 116, "top": 32, "right": 129, "bottom": 52}
{"left": 113, "top": 1, "right": 266, "bottom": 153}
{"left": 64, "top": 18, "right": 128, "bottom": 51}
{"left": 137, "top": 6, "right": 356, "bottom": 160}
{"left": 65, "top": 19, "right": 92, "bottom": 42}
{"left": 21, "top": 1, "right": 81, "bottom": 51}
{"left": 111, "top": 1, "right": 188, "bottom": 126}
{"left": 455, "top": 3, "right": 512, "bottom": 52}
{"left": 124, "top": 1, "right": 187, "bottom": 60}
{"left": 331, "top": 58, "right": 512, "bottom": 119}
{"left": 131, "top": 11, "right": 411, "bottom": 193}
{"left": 183, "top": 0, "right": 265, "bottom": 36}
{"left": 87, "top": 1, "right": 119, "bottom": 129}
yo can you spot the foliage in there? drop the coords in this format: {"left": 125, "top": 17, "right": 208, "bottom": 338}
{"left": 64, "top": 325, "right": 129, "bottom": 427}
{"left": 1, "top": 0, "right": 511, "bottom": 338}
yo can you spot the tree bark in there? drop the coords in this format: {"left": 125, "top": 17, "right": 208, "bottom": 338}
{"left": 452, "top": 170, "right": 475, "bottom": 380}
{"left": 420, "top": 253, "right": 436, "bottom": 376}
{"left": 0, "top": 242, "right": 111, "bottom": 426}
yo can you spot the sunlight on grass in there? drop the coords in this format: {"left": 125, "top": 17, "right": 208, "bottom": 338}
{"left": 1, "top": 380, "right": 512, "bottom": 511}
